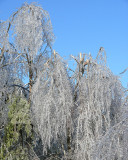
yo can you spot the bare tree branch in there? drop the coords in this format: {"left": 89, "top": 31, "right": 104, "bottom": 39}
{"left": 120, "top": 67, "right": 128, "bottom": 74}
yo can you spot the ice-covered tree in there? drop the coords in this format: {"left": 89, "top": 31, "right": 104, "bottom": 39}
{"left": 71, "top": 50, "right": 128, "bottom": 160}
{"left": 0, "top": 2, "right": 54, "bottom": 100}
{"left": 0, "top": 3, "right": 54, "bottom": 159}
{"left": 32, "top": 52, "right": 73, "bottom": 158}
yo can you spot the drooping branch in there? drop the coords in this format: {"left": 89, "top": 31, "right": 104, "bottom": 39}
{"left": 9, "top": 84, "right": 29, "bottom": 92}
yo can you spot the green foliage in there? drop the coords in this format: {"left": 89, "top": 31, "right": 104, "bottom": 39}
{"left": 0, "top": 97, "right": 33, "bottom": 160}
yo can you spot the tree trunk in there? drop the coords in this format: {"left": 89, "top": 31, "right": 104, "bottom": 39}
{"left": 29, "top": 60, "right": 33, "bottom": 103}
{"left": 67, "top": 119, "right": 72, "bottom": 160}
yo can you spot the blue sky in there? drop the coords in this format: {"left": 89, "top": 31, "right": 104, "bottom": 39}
{"left": 0, "top": 0, "right": 128, "bottom": 87}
